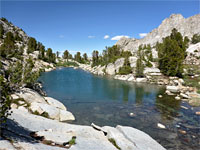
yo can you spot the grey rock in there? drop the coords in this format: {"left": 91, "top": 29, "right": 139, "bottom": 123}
{"left": 17, "top": 88, "right": 47, "bottom": 104}
{"left": 116, "top": 125, "right": 166, "bottom": 150}
{"left": 0, "top": 140, "right": 15, "bottom": 150}
{"left": 59, "top": 109, "right": 75, "bottom": 121}
{"left": 106, "top": 63, "right": 115, "bottom": 75}
{"left": 129, "top": 56, "right": 137, "bottom": 68}
{"left": 136, "top": 78, "right": 147, "bottom": 82}
{"left": 166, "top": 86, "right": 179, "bottom": 93}
{"left": 114, "top": 58, "right": 125, "bottom": 73}
{"left": 45, "top": 97, "right": 67, "bottom": 111}
{"left": 116, "top": 14, "right": 200, "bottom": 54}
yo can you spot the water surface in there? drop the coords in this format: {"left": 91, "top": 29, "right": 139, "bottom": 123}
{"left": 39, "top": 67, "right": 200, "bottom": 150}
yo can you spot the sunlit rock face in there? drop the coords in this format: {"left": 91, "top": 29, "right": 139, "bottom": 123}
{"left": 116, "top": 14, "right": 200, "bottom": 53}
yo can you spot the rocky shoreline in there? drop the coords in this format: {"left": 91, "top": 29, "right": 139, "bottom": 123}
{"left": 77, "top": 63, "right": 200, "bottom": 108}
{"left": 1, "top": 86, "right": 167, "bottom": 150}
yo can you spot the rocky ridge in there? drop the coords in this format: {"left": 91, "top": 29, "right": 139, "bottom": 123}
{"left": 116, "top": 14, "right": 200, "bottom": 53}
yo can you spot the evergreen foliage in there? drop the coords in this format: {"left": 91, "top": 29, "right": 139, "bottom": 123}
{"left": 63, "top": 50, "right": 69, "bottom": 59}
{"left": 27, "top": 37, "right": 37, "bottom": 53}
{"left": 0, "top": 24, "right": 4, "bottom": 39}
{"left": 118, "top": 52, "right": 132, "bottom": 75}
{"left": 83, "top": 53, "right": 88, "bottom": 61}
{"left": 46, "top": 48, "right": 55, "bottom": 63}
{"left": 56, "top": 51, "right": 59, "bottom": 58}
{"left": 157, "top": 28, "right": 189, "bottom": 77}
{"left": 92, "top": 50, "right": 99, "bottom": 67}
{"left": 0, "top": 32, "right": 16, "bottom": 58}
{"left": 136, "top": 47, "right": 145, "bottom": 77}
{"left": 92, "top": 45, "right": 132, "bottom": 67}
{"left": 14, "top": 32, "right": 22, "bottom": 41}
{"left": 38, "top": 44, "right": 45, "bottom": 60}
{"left": 191, "top": 34, "right": 200, "bottom": 44}
{"left": 0, "top": 75, "right": 11, "bottom": 125}
{"left": 74, "top": 52, "right": 84, "bottom": 63}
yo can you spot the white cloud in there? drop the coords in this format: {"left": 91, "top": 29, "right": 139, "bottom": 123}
{"left": 104, "top": 35, "right": 110, "bottom": 39}
{"left": 88, "top": 35, "right": 95, "bottom": 39}
{"left": 139, "top": 33, "right": 147, "bottom": 38}
{"left": 111, "top": 35, "right": 130, "bottom": 40}
{"left": 59, "top": 35, "right": 64, "bottom": 38}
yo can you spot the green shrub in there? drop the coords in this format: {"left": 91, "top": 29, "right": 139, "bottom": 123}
{"left": 118, "top": 66, "right": 132, "bottom": 75}
{"left": 108, "top": 138, "right": 121, "bottom": 150}
{"left": 56, "top": 61, "right": 79, "bottom": 67}
{"left": 191, "top": 34, "right": 200, "bottom": 44}
{"left": 0, "top": 75, "right": 11, "bottom": 125}
{"left": 146, "top": 61, "right": 153, "bottom": 67}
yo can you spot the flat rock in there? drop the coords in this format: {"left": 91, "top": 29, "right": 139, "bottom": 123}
{"left": 103, "top": 126, "right": 137, "bottom": 150}
{"left": 45, "top": 97, "right": 67, "bottom": 111}
{"left": 35, "top": 130, "right": 74, "bottom": 145}
{"left": 8, "top": 109, "right": 117, "bottom": 150}
{"left": 59, "top": 109, "right": 75, "bottom": 121}
{"left": 30, "top": 102, "right": 60, "bottom": 120}
{"left": 9, "top": 109, "right": 166, "bottom": 150}
{"left": 17, "top": 106, "right": 28, "bottom": 112}
{"left": 17, "top": 88, "right": 47, "bottom": 104}
{"left": 116, "top": 125, "right": 166, "bottom": 150}
{"left": 0, "top": 140, "right": 15, "bottom": 150}
{"left": 136, "top": 78, "right": 147, "bottom": 82}
{"left": 13, "top": 141, "right": 66, "bottom": 150}
{"left": 166, "top": 86, "right": 179, "bottom": 93}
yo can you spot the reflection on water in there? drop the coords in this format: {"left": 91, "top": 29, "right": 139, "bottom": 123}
{"left": 156, "top": 93, "right": 181, "bottom": 121}
{"left": 39, "top": 68, "right": 200, "bottom": 150}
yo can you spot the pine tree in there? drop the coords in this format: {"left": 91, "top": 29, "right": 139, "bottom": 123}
{"left": 157, "top": 28, "right": 189, "bottom": 77}
{"left": 27, "top": 37, "right": 37, "bottom": 53}
{"left": 0, "top": 24, "right": 4, "bottom": 39}
{"left": 63, "top": 50, "right": 69, "bottom": 59}
{"left": 136, "top": 48, "right": 144, "bottom": 77}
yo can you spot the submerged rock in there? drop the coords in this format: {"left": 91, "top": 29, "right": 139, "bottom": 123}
{"left": 157, "top": 123, "right": 166, "bottom": 129}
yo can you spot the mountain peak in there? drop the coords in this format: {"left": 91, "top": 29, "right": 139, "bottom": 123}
{"left": 116, "top": 13, "right": 200, "bottom": 53}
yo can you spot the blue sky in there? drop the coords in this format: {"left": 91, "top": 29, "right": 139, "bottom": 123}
{"left": 0, "top": 0, "right": 199, "bottom": 56}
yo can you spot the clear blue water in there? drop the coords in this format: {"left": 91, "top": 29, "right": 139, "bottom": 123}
{"left": 39, "top": 67, "right": 200, "bottom": 150}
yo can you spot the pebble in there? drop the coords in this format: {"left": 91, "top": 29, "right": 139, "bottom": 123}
{"left": 178, "top": 129, "right": 186, "bottom": 134}
{"left": 129, "top": 112, "right": 136, "bottom": 117}
{"left": 158, "top": 95, "right": 163, "bottom": 98}
{"left": 11, "top": 103, "right": 18, "bottom": 109}
{"left": 181, "top": 106, "right": 188, "bottom": 110}
{"left": 157, "top": 123, "right": 166, "bottom": 129}
{"left": 175, "top": 96, "right": 181, "bottom": 100}
{"left": 195, "top": 111, "right": 200, "bottom": 115}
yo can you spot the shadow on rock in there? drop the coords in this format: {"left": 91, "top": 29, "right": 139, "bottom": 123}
{"left": 0, "top": 118, "right": 39, "bottom": 144}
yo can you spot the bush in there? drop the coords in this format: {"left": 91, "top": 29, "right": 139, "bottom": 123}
{"left": 191, "top": 34, "right": 200, "bottom": 44}
{"left": 0, "top": 75, "right": 11, "bottom": 125}
{"left": 56, "top": 61, "right": 79, "bottom": 67}
{"left": 146, "top": 61, "right": 153, "bottom": 67}
{"left": 118, "top": 66, "right": 132, "bottom": 75}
